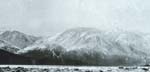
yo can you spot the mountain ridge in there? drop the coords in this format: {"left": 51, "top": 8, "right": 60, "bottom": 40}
{"left": 17, "top": 28, "right": 150, "bottom": 66}
{"left": 0, "top": 30, "right": 40, "bottom": 53}
{"left": 0, "top": 30, "right": 40, "bottom": 48}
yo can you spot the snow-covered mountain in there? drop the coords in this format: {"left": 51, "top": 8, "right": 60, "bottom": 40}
{"left": 0, "top": 30, "right": 39, "bottom": 49}
{"left": 18, "top": 28, "right": 150, "bottom": 66}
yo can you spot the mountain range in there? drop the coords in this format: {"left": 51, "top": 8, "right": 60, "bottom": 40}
{"left": 0, "top": 28, "right": 150, "bottom": 66}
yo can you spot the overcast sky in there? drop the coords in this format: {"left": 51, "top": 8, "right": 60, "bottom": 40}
{"left": 0, "top": 0, "right": 150, "bottom": 36}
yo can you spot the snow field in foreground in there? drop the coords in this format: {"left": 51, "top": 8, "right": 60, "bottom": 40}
{"left": 0, "top": 65, "right": 150, "bottom": 72}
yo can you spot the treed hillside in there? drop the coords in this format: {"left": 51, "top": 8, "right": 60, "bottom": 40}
{"left": 0, "top": 49, "right": 34, "bottom": 65}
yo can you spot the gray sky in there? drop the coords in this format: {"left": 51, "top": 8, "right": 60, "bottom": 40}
{"left": 0, "top": 0, "right": 150, "bottom": 36}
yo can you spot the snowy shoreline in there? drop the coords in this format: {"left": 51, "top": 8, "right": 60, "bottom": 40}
{"left": 0, "top": 65, "right": 149, "bottom": 68}
{"left": 0, "top": 65, "right": 150, "bottom": 72}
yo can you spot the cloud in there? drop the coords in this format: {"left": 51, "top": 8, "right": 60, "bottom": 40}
{"left": 0, "top": 0, "right": 150, "bottom": 36}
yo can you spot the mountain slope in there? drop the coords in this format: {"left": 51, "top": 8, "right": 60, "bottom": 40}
{"left": 0, "top": 40, "right": 19, "bottom": 53}
{"left": 0, "top": 30, "right": 39, "bottom": 48}
{"left": 18, "top": 28, "right": 150, "bottom": 66}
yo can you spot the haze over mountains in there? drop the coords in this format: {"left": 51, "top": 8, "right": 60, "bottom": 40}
{"left": 0, "top": 28, "right": 150, "bottom": 66}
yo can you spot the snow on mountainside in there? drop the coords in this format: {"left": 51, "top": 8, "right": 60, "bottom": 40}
{"left": 18, "top": 28, "right": 150, "bottom": 65}
{"left": 0, "top": 30, "right": 39, "bottom": 49}
{"left": 0, "top": 40, "right": 19, "bottom": 53}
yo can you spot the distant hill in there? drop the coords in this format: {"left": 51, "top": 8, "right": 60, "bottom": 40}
{"left": 0, "top": 30, "right": 40, "bottom": 53}
{"left": 0, "top": 30, "right": 39, "bottom": 48}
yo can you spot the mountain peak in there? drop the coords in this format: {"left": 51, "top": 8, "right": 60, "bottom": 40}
{"left": 1, "top": 30, "right": 25, "bottom": 36}
{"left": 0, "top": 30, "right": 39, "bottom": 48}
